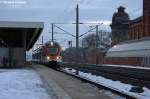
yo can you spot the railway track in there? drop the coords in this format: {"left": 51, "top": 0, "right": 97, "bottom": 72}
{"left": 59, "top": 68, "right": 137, "bottom": 99}
{"left": 60, "top": 62, "right": 150, "bottom": 89}
{"left": 35, "top": 63, "right": 139, "bottom": 99}
{"left": 33, "top": 62, "right": 150, "bottom": 98}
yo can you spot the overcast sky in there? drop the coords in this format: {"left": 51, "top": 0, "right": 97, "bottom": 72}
{"left": 0, "top": 0, "right": 143, "bottom": 50}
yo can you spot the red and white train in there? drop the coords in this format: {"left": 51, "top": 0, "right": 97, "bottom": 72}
{"left": 32, "top": 41, "right": 62, "bottom": 68}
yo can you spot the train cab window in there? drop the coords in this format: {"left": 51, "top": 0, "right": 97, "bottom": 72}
{"left": 48, "top": 48, "right": 57, "bottom": 54}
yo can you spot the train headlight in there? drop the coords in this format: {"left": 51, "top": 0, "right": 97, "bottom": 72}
{"left": 113, "top": 45, "right": 117, "bottom": 48}
{"left": 56, "top": 56, "right": 59, "bottom": 60}
{"left": 50, "top": 42, "right": 54, "bottom": 46}
{"left": 47, "top": 56, "right": 50, "bottom": 60}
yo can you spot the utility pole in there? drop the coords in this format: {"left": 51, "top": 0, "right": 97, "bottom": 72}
{"left": 76, "top": 4, "right": 79, "bottom": 49}
{"left": 96, "top": 25, "right": 99, "bottom": 65}
{"left": 76, "top": 4, "right": 79, "bottom": 75}
{"left": 71, "top": 40, "right": 72, "bottom": 48}
{"left": 51, "top": 23, "right": 54, "bottom": 41}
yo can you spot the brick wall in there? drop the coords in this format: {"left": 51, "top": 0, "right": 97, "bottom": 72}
{"left": 103, "top": 57, "right": 143, "bottom": 66}
{"left": 143, "top": 0, "right": 150, "bottom": 37}
{"left": 128, "top": 19, "right": 143, "bottom": 40}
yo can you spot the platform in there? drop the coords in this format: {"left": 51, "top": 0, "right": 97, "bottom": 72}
{"left": 31, "top": 64, "right": 122, "bottom": 99}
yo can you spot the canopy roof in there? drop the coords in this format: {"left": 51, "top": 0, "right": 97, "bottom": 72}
{"left": 106, "top": 38, "right": 150, "bottom": 57}
{"left": 0, "top": 21, "right": 44, "bottom": 50}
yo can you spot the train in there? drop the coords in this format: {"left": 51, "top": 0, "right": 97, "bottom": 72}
{"left": 32, "top": 41, "right": 62, "bottom": 69}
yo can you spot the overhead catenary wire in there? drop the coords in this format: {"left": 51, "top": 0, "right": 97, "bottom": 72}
{"left": 54, "top": 24, "right": 76, "bottom": 37}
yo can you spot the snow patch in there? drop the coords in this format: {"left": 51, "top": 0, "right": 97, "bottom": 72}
{"left": 0, "top": 69, "right": 50, "bottom": 99}
{"left": 64, "top": 68, "right": 150, "bottom": 99}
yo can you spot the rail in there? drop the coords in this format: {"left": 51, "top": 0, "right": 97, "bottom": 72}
{"left": 60, "top": 62, "right": 150, "bottom": 88}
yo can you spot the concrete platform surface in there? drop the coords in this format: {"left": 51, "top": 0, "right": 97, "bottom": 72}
{"left": 32, "top": 64, "right": 116, "bottom": 99}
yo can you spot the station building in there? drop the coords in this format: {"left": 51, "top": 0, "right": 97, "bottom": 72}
{"left": 110, "top": 6, "right": 130, "bottom": 45}
{"left": 104, "top": 0, "right": 150, "bottom": 67}
{"left": 111, "top": 0, "right": 150, "bottom": 45}
{"left": 128, "top": 0, "right": 150, "bottom": 40}
{"left": 128, "top": 16, "right": 143, "bottom": 40}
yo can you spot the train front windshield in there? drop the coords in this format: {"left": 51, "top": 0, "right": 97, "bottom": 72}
{"left": 48, "top": 48, "right": 57, "bottom": 54}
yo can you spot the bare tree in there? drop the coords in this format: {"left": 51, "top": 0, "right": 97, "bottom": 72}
{"left": 62, "top": 30, "right": 111, "bottom": 64}
{"left": 81, "top": 31, "right": 111, "bottom": 64}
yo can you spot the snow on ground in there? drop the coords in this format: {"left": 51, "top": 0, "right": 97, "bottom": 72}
{"left": 0, "top": 69, "right": 50, "bottom": 99}
{"left": 64, "top": 68, "right": 150, "bottom": 99}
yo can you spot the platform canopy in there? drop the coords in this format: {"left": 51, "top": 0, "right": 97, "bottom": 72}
{"left": 0, "top": 21, "right": 44, "bottom": 50}
{"left": 106, "top": 38, "right": 150, "bottom": 57}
